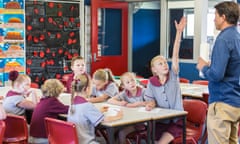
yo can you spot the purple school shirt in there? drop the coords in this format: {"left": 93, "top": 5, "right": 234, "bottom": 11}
{"left": 66, "top": 73, "right": 74, "bottom": 93}
{"left": 30, "top": 97, "right": 69, "bottom": 138}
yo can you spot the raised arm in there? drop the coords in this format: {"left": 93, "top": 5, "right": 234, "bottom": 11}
{"left": 172, "top": 17, "right": 187, "bottom": 74}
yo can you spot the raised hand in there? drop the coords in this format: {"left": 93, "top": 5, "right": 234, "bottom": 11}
{"left": 175, "top": 16, "right": 187, "bottom": 32}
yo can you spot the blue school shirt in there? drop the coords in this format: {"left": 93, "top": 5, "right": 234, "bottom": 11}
{"left": 202, "top": 26, "right": 240, "bottom": 107}
{"left": 118, "top": 86, "right": 145, "bottom": 103}
{"left": 67, "top": 96, "right": 104, "bottom": 144}
{"left": 91, "top": 82, "right": 119, "bottom": 98}
{"left": 144, "top": 70, "right": 183, "bottom": 111}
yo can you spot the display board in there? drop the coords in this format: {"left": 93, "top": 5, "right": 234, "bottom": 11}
{"left": 25, "top": 0, "right": 84, "bottom": 85}
{"left": 0, "top": 0, "right": 25, "bottom": 86}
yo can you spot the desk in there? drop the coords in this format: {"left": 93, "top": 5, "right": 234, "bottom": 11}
{"left": 57, "top": 94, "right": 187, "bottom": 144}
{"left": 94, "top": 103, "right": 152, "bottom": 144}
{"left": 180, "top": 83, "right": 208, "bottom": 98}
{"left": 149, "top": 108, "right": 187, "bottom": 144}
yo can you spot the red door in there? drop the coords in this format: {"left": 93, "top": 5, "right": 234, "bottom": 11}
{"left": 91, "top": 0, "right": 128, "bottom": 76}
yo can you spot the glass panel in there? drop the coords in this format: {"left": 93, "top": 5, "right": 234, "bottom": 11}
{"left": 168, "top": 9, "right": 194, "bottom": 59}
{"left": 97, "top": 8, "right": 122, "bottom": 56}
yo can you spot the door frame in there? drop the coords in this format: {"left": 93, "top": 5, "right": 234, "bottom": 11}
{"left": 91, "top": 0, "right": 128, "bottom": 75}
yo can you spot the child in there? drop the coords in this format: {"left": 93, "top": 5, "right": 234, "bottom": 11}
{"left": 65, "top": 56, "right": 88, "bottom": 93}
{"left": 108, "top": 72, "right": 146, "bottom": 107}
{"left": 88, "top": 68, "right": 119, "bottom": 103}
{"left": 67, "top": 74, "right": 123, "bottom": 144}
{"left": 3, "top": 70, "right": 38, "bottom": 116}
{"left": 108, "top": 72, "right": 146, "bottom": 144}
{"left": 144, "top": 17, "right": 187, "bottom": 144}
{"left": 29, "top": 79, "right": 69, "bottom": 144}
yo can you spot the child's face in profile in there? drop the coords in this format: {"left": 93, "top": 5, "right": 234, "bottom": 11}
{"left": 71, "top": 59, "right": 86, "bottom": 75}
{"left": 152, "top": 57, "right": 169, "bottom": 75}
{"left": 93, "top": 79, "right": 108, "bottom": 90}
{"left": 16, "top": 80, "right": 31, "bottom": 94}
{"left": 122, "top": 75, "right": 137, "bottom": 91}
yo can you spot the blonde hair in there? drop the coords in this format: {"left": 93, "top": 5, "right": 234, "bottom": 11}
{"left": 150, "top": 55, "right": 166, "bottom": 75}
{"left": 93, "top": 68, "right": 115, "bottom": 82}
{"left": 70, "top": 74, "right": 90, "bottom": 114}
{"left": 71, "top": 74, "right": 89, "bottom": 93}
{"left": 120, "top": 72, "right": 137, "bottom": 87}
{"left": 41, "top": 79, "right": 64, "bottom": 97}
{"left": 71, "top": 56, "right": 84, "bottom": 66}
{"left": 13, "top": 74, "right": 31, "bottom": 87}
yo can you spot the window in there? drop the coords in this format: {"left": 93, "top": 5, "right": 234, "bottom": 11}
{"left": 184, "top": 9, "right": 215, "bottom": 38}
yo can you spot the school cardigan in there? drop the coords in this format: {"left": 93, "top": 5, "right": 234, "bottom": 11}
{"left": 30, "top": 97, "right": 69, "bottom": 138}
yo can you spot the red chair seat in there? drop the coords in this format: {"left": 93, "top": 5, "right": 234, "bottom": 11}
{"left": 30, "top": 82, "right": 39, "bottom": 88}
{"left": 3, "top": 114, "right": 28, "bottom": 144}
{"left": 172, "top": 99, "right": 207, "bottom": 144}
{"left": 185, "top": 125, "right": 203, "bottom": 141}
{"left": 180, "top": 77, "right": 190, "bottom": 83}
{"left": 45, "top": 117, "right": 79, "bottom": 144}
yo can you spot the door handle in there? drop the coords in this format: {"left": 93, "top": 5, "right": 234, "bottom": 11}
{"left": 93, "top": 53, "right": 100, "bottom": 62}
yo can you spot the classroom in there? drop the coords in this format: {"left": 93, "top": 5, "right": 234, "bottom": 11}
{"left": 0, "top": 0, "right": 240, "bottom": 144}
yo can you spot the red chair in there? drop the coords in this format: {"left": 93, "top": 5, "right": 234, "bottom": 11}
{"left": 126, "top": 128, "right": 148, "bottom": 144}
{"left": 172, "top": 99, "right": 208, "bottom": 144}
{"left": 30, "top": 82, "right": 39, "bottom": 88}
{"left": 44, "top": 117, "right": 79, "bottom": 144}
{"left": 0, "top": 121, "right": 6, "bottom": 143}
{"left": 139, "top": 79, "right": 148, "bottom": 87}
{"left": 192, "top": 80, "right": 208, "bottom": 85}
{"left": 3, "top": 114, "right": 28, "bottom": 144}
{"left": 180, "top": 77, "right": 190, "bottom": 83}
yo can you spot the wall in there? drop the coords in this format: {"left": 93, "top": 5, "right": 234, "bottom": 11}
{"left": 84, "top": 0, "right": 210, "bottom": 81}
{"left": 132, "top": 9, "right": 160, "bottom": 78}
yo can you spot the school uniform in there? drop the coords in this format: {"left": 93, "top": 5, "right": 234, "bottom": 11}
{"left": 29, "top": 97, "right": 69, "bottom": 143}
{"left": 117, "top": 86, "right": 146, "bottom": 143}
{"left": 117, "top": 86, "right": 145, "bottom": 103}
{"left": 67, "top": 96, "right": 104, "bottom": 144}
{"left": 65, "top": 73, "right": 74, "bottom": 93}
{"left": 91, "top": 82, "right": 119, "bottom": 98}
{"left": 2, "top": 90, "right": 26, "bottom": 115}
{"left": 66, "top": 73, "right": 91, "bottom": 93}
{"left": 144, "top": 70, "right": 183, "bottom": 139}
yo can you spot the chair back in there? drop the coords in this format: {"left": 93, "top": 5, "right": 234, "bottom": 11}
{"left": 192, "top": 80, "right": 208, "bottom": 85}
{"left": 184, "top": 99, "right": 207, "bottom": 142}
{"left": 3, "top": 114, "right": 28, "bottom": 143}
{"left": 0, "top": 121, "right": 6, "bottom": 143}
{"left": 179, "top": 77, "right": 190, "bottom": 83}
{"left": 139, "top": 79, "right": 148, "bottom": 87}
{"left": 45, "top": 117, "right": 79, "bottom": 144}
{"left": 184, "top": 99, "right": 207, "bottom": 126}
{"left": 30, "top": 82, "right": 39, "bottom": 88}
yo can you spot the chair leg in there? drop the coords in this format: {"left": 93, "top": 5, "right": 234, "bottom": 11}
{"left": 126, "top": 138, "right": 132, "bottom": 144}
{"left": 201, "top": 128, "right": 208, "bottom": 144}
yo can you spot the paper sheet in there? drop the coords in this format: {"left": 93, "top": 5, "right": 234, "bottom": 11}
{"left": 200, "top": 43, "right": 210, "bottom": 61}
{"left": 138, "top": 107, "right": 160, "bottom": 113}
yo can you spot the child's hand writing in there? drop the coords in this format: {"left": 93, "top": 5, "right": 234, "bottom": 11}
{"left": 119, "top": 101, "right": 128, "bottom": 106}
{"left": 100, "top": 106, "right": 109, "bottom": 113}
{"left": 145, "top": 101, "right": 155, "bottom": 111}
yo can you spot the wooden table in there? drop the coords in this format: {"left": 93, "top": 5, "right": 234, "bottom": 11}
{"left": 180, "top": 83, "right": 209, "bottom": 98}
{"left": 58, "top": 94, "right": 187, "bottom": 144}
{"left": 149, "top": 108, "right": 187, "bottom": 144}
